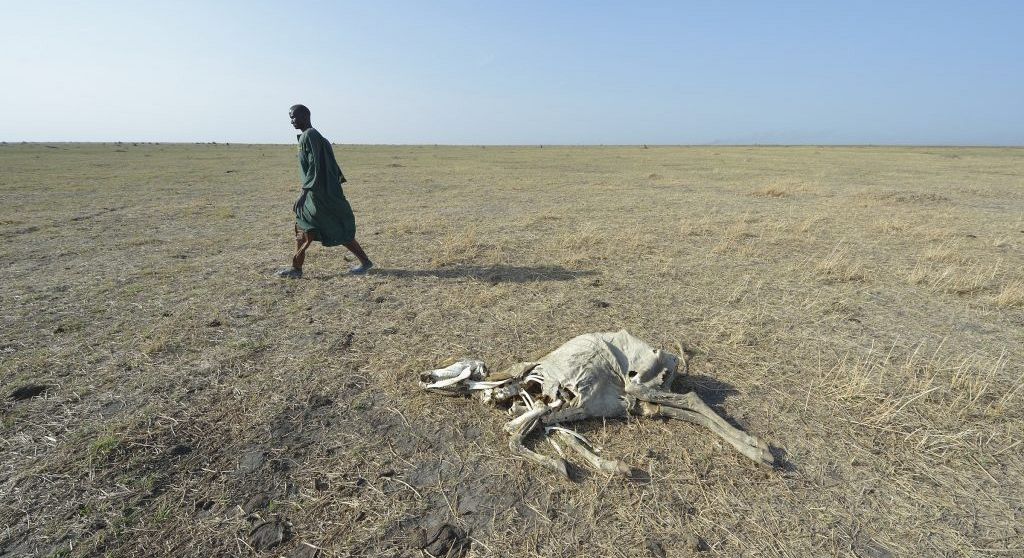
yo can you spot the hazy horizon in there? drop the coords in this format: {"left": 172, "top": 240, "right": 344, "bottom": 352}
{"left": 3, "top": 1, "right": 1022, "bottom": 145}
{"left": 6, "top": 141, "right": 1024, "bottom": 148}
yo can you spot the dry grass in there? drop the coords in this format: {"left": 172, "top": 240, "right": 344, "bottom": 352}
{"left": 750, "top": 178, "right": 811, "bottom": 198}
{"left": 908, "top": 258, "right": 1003, "bottom": 295}
{"left": 814, "top": 245, "right": 867, "bottom": 283}
{"left": 1, "top": 144, "right": 1023, "bottom": 557}
{"left": 994, "top": 281, "right": 1024, "bottom": 308}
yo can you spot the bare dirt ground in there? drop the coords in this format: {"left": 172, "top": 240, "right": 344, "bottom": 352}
{"left": 1, "top": 143, "right": 1022, "bottom": 557}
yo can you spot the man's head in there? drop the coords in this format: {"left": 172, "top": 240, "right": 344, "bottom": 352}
{"left": 289, "top": 104, "right": 311, "bottom": 130}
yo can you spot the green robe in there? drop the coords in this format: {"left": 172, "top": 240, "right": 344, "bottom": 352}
{"left": 294, "top": 128, "right": 356, "bottom": 247}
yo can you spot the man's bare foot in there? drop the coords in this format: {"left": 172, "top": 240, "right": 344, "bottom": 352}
{"left": 349, "top": 261, "right": 374, "bottom": 275}
{"left": 275, "top": 267, "right": 303, "bottom": 279}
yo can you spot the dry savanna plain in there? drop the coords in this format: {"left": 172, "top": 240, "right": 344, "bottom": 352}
{"left": 1, "top": 143, "right": 1023, "bottom": 557}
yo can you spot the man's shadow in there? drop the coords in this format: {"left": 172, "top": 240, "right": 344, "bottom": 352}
{"left": 370, "top": 264, "right": 597, "bottom": 283}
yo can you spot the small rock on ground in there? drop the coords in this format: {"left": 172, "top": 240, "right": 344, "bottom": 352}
{"left": 10, "top": 384, "right": 48, "bottom": 401}
{"left": 249, "top": 518, "right": 290, "bottom": 551}
{"left": 416, "top": 524, "right": 470, "bottom": 558}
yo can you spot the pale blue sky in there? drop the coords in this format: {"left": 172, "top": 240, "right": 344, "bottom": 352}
{"left": 2, "top": 1, "right": 1021, "bottom": 145}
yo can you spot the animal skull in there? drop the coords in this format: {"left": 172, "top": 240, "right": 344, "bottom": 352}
{"left": 420, "top": 330, "right": 774, "bottom": 477}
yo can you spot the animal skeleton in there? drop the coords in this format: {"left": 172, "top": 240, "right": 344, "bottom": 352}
{"left": 419, "top": 330, "right": 774, "bottom": 477}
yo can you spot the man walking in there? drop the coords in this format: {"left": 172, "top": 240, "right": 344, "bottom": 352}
{"left": 276, "top": 104, "right": 373, "bottom": 278}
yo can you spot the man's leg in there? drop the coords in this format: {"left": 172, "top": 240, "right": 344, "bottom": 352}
{"left": 277, "top": 225, "right": 315, "bottom": 278}
{"left": 343, "top": 240, "right": 371, "bottom": 266}
{"left": 293, "top": 226, "right": 316, "bottom": 270}
{"left": 344, "top": 240, "right": 374, "bottom": 274}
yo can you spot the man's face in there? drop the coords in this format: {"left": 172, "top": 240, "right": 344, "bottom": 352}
{"left": 289, "top": 109, "right": 308, "bottom": 130}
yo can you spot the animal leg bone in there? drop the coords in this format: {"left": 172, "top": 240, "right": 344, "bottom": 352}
{"left": 629, "top": 384, "right": 774, "bottom": 466}
{"left": 503, "top": 402, "right": 568, "bottom": 478}
{"left": 630, "top": 386, "right": 764, "bottom": 447}
{"left": 419, "top": 360, "right": 492, "bottom": 394}
{"left": 640, "top": 401, "right": 773, "bottom": 466}
{"left": 549, "top": 428, "right": 630, "bottom": 476}
{"left": 420, "top": 366, "right": 473, "bottom": 390}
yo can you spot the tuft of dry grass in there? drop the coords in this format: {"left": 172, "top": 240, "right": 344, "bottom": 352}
{"left": 908, "top": 258, "right": 1002, "bottom": 295}
{"left": 750, "top": 178, "right": 812, "bottom": 198}
{"left": 923, "top": 241, "right": 968, "bottom": 264}
{"left": 871, "top": 216, "right": 908, "bottom": 235}
{"left": 814, "top": 245, "right": 866, "bottom": 282}
{"left": 993, "top": 281, "right": 1024, "bottom": 307}
{"left": 559, "top": 223, "right": 603, "bottom": 252}
{"left": 793, "top": 214, "right": 827, "bottom": 234}
{"left": 430, "top": 222, "right": 485, "bottom": 267}
{"left": 679, "top": 215, "right": 714, "bottom": 237}
{"left": 750, "top": 186, "right": 788, "bottom": 198}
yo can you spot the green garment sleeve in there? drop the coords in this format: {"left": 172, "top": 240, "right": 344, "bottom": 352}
{"left": 298, "top": 128, "right": 346, "bottom": 191}
{"left": 299, "top": 132, "right": 317, "bottom": 191}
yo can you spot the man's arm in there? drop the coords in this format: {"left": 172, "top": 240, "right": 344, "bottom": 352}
{"left": 300, "top": 131, "right": 320, "bottom": 191}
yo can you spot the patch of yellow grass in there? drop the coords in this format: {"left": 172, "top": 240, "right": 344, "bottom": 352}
{"left": 820, "top": 341, "right": 1018, "bottom": 432}
{"left": 915, "top": 223, "right": 956, "bottom": 242}
{"left": 750, "top": 186, "right": 788, "bottom": 198}
{"left": 471, "top": 283, "right": 512, "bottom": 307}
{"left": 815, "top": 246, "right": 866, "bottom": 282}
{"left": 679, "top": 215, "right": 714, "bottom": 237}
{"left": 923, "top": 242, "right": 968, "bottom": 264}
{"left": 723, "top": 220, "right": 754, "bottom": 241}
{"left": 750, "top": 178, "right": 812, "bottom": 198}
{"left": 908, "top": 259, "right": 1001, "bottom": 295}
{"left": 554, "top": 223, "right": 601, "bottom": 264}
{"left": 378, "top": 218, "right": 433, "bottom": 237}
{"left": 712, "top": 220, "right": 757, "bottom": 254}
{"left": 872, "top": 217, "right": 908, "bottom": 236}
{"left": 993, "top": 281, "right": 1024, "bottom": 307}
{"left": 211, "top": 207, "right": 235, "bottom": 220}
{"left": 794, "top": 214, "right": 826, "bottom": 234}
{"left": 430, "top": 223, "right": 484, "bottom": 267}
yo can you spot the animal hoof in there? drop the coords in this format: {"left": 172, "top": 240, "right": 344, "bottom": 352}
{"left": 550, "top": 459, "right": 569, "bottom": 479}
{"left": 603, "top": 460, "right": 630, "bottom": 476}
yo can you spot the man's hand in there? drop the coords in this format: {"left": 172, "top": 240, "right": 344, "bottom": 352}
{"left": 293, "top": 190, "right": 308, "bottom": 213}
